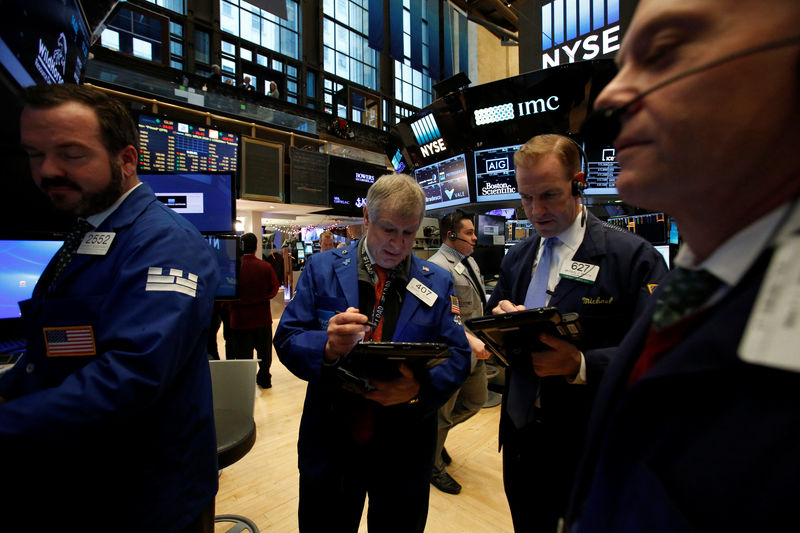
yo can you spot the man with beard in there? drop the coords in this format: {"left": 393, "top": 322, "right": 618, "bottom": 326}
{"left": 0, "top": 84, "right": 219, "bottom": 532}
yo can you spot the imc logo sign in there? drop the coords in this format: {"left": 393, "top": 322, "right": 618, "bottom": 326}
{"left": 541, "top": 0, "right": 621, "bottom": 68}
{"left": 411, "top": 115, "right": 447, "bottom": 158}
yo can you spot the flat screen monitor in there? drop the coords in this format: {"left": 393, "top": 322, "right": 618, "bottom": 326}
{"left": 0, "top": 0, "right": 90, "bottom": 87}
{"left": 413, "top": 154, "right": 471, "bottom": 211}
{"left": 607, "top": 212, "right": 669, "bottom": 244}
{"left": 327, "top": 156, "right": 384, "bottom": 217}
{"left": 584, "top": 145, "right": 621, "bottom": 196}
{"left": 304, "top": 244, "right": 313, "bottom": 255}
{"left": 203, "top": 234, "right": 239, "bottom": 300}
{"left": 138, "top": 172, "right": 235, "bottom": 233}
{"left": 473, "top": 144, "right": 523, "bottom": 202}
{"left": 296, "top": 248, "right": 305, "bottom": 259}
{"left": 137, "top": 114, "right": 239, "bottom": 173}
{"left": 0, "top": 238, "right": 62, "bottom": 320}
{"left": 477, "top": 214, "right": 506, "bottom": 246}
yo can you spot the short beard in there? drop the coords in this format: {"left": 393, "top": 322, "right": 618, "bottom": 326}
{"left": 72, "top": 160, "right": 126, "bottom": 217}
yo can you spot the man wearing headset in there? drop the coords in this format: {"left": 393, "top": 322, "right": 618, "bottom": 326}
{"left": 427, "top": 210, "right": 490, "bottom": 494}
{"left": 566, "top": 1, "right": 800, "bottom": 532}
{"left": 487, "top": 134, "right": 667, "bottom": 532}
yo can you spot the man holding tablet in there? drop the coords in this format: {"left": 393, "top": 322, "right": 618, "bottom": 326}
{"left": 487, "top": 134, "right": 667, "bottom": 532}
{"left": 274, "top": 173, "right": 470, "bottom": 532}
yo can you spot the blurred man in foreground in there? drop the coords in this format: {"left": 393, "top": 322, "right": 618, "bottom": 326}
{"left": 567, "top": 1, "right": 800, "bottom": 532}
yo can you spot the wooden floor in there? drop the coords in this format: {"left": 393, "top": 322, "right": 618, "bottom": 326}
{"left": 213, "top": 295, "right": 514, "bottom": 532}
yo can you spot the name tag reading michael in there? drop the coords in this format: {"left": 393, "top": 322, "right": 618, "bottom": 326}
{"left": 559, "top": 260, "right": 599, "bottom": 283}
{"left": 77, "top": 232, "right": 116, "bottom": 255}
{"left": 407, "top": 278, "right": 438, "bottom": 307}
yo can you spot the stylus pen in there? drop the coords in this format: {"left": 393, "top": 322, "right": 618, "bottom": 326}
{"left": 335, "top": 310, "right": 377, "bottom": 329}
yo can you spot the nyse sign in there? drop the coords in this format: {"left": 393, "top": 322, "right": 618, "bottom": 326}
{"left": 542, "top": 26, "right": 620, "bottom": 68}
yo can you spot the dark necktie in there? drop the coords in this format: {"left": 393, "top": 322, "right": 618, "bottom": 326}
{"left": 628, "top": 268, "right": 721, "bottom": 385}
{"left": 651, "top": 268, "right": 721, "bottom": 330}
{"left": 43, "top": 219, "right": 94, "bottom": 288}
{"left": 461, "top": 257, "right": 486, "bottom": 307}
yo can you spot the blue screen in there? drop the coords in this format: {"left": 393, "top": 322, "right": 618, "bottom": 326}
{"left": 139, "top": 172, "right": 234, "bottom": 233}
{"left": 0, "top": 239, "right": 62, "bottom": 319}
{"left": 203, "top": 235, "right": 238, "bottom": 299}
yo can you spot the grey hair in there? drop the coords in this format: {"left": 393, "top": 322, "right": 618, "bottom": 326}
{"left": 366, "top": 173, "right": 426, "bottom": 223}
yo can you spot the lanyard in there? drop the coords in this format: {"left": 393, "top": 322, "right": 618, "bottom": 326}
{"left": 361, "top": 246, "right": 397, "bottom": 340}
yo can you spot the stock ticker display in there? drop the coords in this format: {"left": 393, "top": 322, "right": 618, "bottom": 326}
{"left": 137, "top": 115, "right": 239, "bottom": 173}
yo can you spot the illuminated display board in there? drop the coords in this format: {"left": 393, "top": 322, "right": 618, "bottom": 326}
{"left": 413, "top": 154, "right": 471, "bottom": 211}
{"left": 137, "top": 115, "right": 239, "bottom": 173}
{"left": 473, "top": 144, "right": 524, "bottom": 202}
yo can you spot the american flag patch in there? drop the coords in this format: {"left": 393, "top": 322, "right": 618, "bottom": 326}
{"left": 44, "top": 326, "right": 96, "bottom": 357}
{"left": 451, "top": 295, "right": 461, "bottom": 315}
{"left": 145, "top": 267, "right": 198, "bottom": 297}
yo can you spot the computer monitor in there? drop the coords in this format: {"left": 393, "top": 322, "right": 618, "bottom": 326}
{"left": 0, "top": 237, "right": 62, "bottom": 320}
{"left": 137, "top": 114, "right": 239, "bottom": 173}
{"left": 202, "top": 234, "right": 239, "bottom": 300}
{"left": 607, "top": 212, "right": 670, "bottom": 245}
{"left": 473, "top": 144, "right": 523, "bottom": 202}
{"left": 477, "top": 214, "right": 506, "bottom": 246}
{"left": 0, "top": 0, "right": 90, "bottom": 87}
{"left": 583, "top": 145, "right": 621, "bottom": 196}
{"left": 138, "top": 172, "right": 235, "bottom": 233}
{"left": 413, "top": 153, "right": 471, "bottom": 211}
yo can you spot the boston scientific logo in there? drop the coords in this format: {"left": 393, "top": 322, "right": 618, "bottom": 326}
{"left": 541, "top": 0, "right": 621, "bottom": 68}
{"left": 411, "top": 115, "right": 447, "bottom": 158}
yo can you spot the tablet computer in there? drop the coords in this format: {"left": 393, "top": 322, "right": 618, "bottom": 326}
{"left": 336, "top": 341, "right": 452, "bottom": 394}
{"left": 465, "top": 307, "right": 582, "bottom": 367}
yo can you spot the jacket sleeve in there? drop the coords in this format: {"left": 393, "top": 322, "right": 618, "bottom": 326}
{"left": 0, "top": 225, "right": 218, "bottom": 440}
{"left": 583, "top": 238, "right": 669, "bottom": 385}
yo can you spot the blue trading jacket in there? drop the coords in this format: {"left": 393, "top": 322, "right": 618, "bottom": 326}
{"left": 0, "top": 183, "right": 219, "bottom": 531}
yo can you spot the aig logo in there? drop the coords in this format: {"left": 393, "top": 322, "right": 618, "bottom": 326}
{"left": 541, "top": 0, "right": 621, "bottom": 68}
{"left": 486, "top": 157, "right": 510, "bottom": 172}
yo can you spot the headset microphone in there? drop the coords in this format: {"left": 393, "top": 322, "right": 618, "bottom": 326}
{"left": 448, "top": 231, "right": 472, "bottom": 245}
{"left": 581, "top": 34, "right": 800, "bottom": 145}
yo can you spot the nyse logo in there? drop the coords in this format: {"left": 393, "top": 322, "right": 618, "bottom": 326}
{"left": 541, "top": 0, "right": 621, "bottom": 68}
{"left": 420, "top": 138, "right": 447, "bottom": 158}
{"left": 486, "top": 157, "right": 510, "bottom": 172}
{"left": 411, "top": 115, "right": 448, "bottom": 158}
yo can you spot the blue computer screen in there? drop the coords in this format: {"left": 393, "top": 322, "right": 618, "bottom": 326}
{"left": 0, "top": 239, "right": 62, "bottom": 319}
{"left": 139, "top": 172, "right": 235, "bottom": 233}
{"left": 203, "top": 234, "right": 239, "bottom": 299}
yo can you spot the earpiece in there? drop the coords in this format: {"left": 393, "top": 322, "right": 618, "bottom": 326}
{"left": 572, "top": 179, "right": 587, "bottom": 196}
{"left": 448, "top": 231, "right": 458, "bottom": 240}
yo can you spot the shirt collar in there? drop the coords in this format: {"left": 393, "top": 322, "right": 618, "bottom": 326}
{"left": 440, "top": 242, "right": 466, "bottom": 262}
{"left": 86, "top": 182, "right": 142, "bottom": 229}
{"left": 550, "top": 206, "right": 587, "bottom": 252}
{"left": 359, "top": 237, "right": 411, "bottom": 282}
{"left": 675, "top": 201, "right": 800, "bottom": 287}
